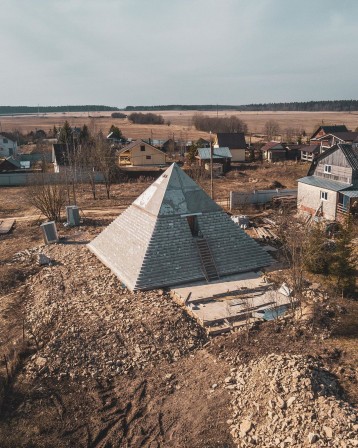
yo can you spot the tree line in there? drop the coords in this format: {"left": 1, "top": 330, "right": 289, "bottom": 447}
{"left": 125, "top": 100, "right": 358, "bottom": 112}
{"left": 0, "top": 105, "right": 119, "bottom": 115}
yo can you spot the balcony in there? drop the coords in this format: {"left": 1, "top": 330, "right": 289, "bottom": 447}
{"left": 336, "top": 203, "right": 349, "bottom": 215}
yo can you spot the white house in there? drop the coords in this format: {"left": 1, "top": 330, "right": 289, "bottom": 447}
{"left": 0, "top": 134, "right": 17, "bottom": 158}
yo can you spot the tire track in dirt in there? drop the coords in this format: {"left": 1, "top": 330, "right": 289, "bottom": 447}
{"left": 88, "top": 379, "right": 160, "bottom": 448}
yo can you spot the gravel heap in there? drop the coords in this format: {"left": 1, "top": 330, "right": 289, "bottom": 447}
{"left": 227, "top": 354, "right": 357, "bottom": 448}
{"left": 23, "top": 243, "right": 207, "bottom": 380}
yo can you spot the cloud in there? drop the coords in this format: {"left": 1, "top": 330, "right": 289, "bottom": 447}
{"left": 0, "top": 0, "right": 357, "bottom": 105}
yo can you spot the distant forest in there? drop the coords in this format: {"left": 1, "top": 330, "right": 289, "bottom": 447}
{"left": 0, "top": 105, "right": 119, "bottom": 115}
{"left": 125, "top": 101, "right": 358, "bottom": 112}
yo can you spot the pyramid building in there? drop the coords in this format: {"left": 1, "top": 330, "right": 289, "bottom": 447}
{"left": 88, "top": 163, "right": 272, "bottom": 291}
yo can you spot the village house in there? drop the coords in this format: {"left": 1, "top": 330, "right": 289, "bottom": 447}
{"left": 18, "top": 143, "right": 53, "bottom": 168}
{"left": 0, "top": 133, "right": 18, "bottom": 158}
{"left": 310, "top": 125, "right": 348, "bottom": 142}
{"left": 298, "top": 144, "right": 321, "bottom": 162}
{"left": 260, "top": 142, "right": 286, "bottom": 162}
{"left": 315, "top": 132, "right": 358, "bottom": 153}
{"left": 196, "top": 138, "right": 210, "bottom": 148}
{"left": 297, "top": 144, "right": 358, "bottom": 221}
{"left": 214, "top": 133, "right": 246, "bottom": 162}
{"left": 196, "top": 147, "right": 232, "bottom": 173}
{"left": 118, "top": 139, "right": 166, "bottom": 167}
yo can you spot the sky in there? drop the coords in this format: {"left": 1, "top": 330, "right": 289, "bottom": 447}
{"left": 1, "top": 0, "right": 357, "bottom": 107}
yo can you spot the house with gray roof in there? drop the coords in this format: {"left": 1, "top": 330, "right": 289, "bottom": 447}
{"left": 196, "top": 147, "right": 232, "bottom": 172}
{"left": 298, "top": 144, "right": 320, "bottom": 162}
{"left": 260, "top": 142, "right": 286, "bottom": 162}
{"left": 310, "top": 125, "right": 348, "bottom": 141}
{"left": 88, "top": 163, "right": 272, "bottom": 291}
{"left": 214, "top": 133, "right": 246, "bottom": 162}
{"left": 298, "top": 144, "right": 358, "bottom": 221}
{"left": 315, "top": 132, "right": 358, "bottom": 153}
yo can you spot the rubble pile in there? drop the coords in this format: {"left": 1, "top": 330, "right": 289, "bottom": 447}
{"left": 24, "top": 244, "right": 207, "bottom": 380}
{"left": 227, "top": 354, "right": 357, "bottom": 447}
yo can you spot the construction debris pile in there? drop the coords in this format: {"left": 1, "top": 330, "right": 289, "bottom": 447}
{"left": 227, "top": 354, "right": 358, "bottom": 447}
{"left": 23, "top": 243, "right": 207, "bottom": 381}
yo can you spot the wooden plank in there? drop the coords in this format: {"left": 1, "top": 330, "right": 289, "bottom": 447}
{"left": 0, "top": 219, "right": 15, "bottom": 235}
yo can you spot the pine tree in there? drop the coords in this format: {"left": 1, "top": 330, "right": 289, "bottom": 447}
{"left": 329, "top": 220, "right": 357, "bottom": 294}
{"left": 58, "top": 120, "right": 72, "bottom": 144}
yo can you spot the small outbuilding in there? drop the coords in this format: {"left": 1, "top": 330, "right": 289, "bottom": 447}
{"left": 260, "top": 142, "right": 286, "bottom": 162}
{"left": 196, "top": 147, "right": 232, "bottom": 173}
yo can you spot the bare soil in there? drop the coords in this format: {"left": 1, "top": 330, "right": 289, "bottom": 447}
{"left": 0, "top": 167, "right": 357, "bottom": 447}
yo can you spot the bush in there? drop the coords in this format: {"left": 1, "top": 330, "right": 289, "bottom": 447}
{"left": 111, "top": 112, "right": 127, "bottom": 118}
{"left": 128, "top": 112, "right": 164, "bottom": 125}
{"left": 192, "top": 113, "right": 248, "bottom": 133}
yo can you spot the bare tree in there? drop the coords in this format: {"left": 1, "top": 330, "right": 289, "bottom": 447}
{"left": 264, "top": 120, "right": 280, "bottom": 141}
{"left": 26, "top": 173, "right": 66, "bottom": 222}
{"left": 192, "top": 113, "right": 248, "bottom": 134}
{"left": 95, "top": 133, "right": 117, "bottom": 199}
{"left": 275, "top": 207, "right": 308, "bottom": 314}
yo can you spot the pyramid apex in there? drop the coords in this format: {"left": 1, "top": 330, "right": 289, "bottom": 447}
{"left": 133, "top": 163, "right": 221, "bottom": 216}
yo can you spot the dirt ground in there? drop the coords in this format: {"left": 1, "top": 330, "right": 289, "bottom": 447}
{"left": 0, "top": 166, "right": 357, "bottom": 447}
{"left": 1, "top": 110, "right": 358, "bottom": 141}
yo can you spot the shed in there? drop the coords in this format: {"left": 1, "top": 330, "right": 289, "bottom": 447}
{"left": 196, "top": 147, "right": 232, "bottom": 172}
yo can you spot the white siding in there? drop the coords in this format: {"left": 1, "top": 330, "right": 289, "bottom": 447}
{"left": 298, "top": 182, "right": 337, "bottom": 220}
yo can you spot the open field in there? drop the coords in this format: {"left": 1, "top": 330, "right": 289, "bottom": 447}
{"left": 1, "top": 110, "right": 358, "bottom": 141}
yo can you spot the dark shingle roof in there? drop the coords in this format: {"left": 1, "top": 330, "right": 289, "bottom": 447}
{"left": 216, "top": 133, "right": 246, "bottom": 149}
{"left": 340, "top": 144, "right": 358, "bottom": 170}
{"left": 0, "top": 132, "right": 17, "bottom": 142}
{"left": 311, "top": 125, "right": 348, "bottom": 139}
{"left": 260, "top": 142, "right": 285, "bottom": 152}
{"left": 329, "top": 131, "right": 358, "bottom": 142}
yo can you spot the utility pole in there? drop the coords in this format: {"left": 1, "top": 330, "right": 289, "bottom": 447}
{"left": 210, "top": 131, "right": 214, "bottom": 199}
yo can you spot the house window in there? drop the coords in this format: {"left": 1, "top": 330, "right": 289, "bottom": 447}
{"left": 3, "top": 138, "right": 8, "bottom": 143}
{"left": 140, "top": 145, "right": 145, "bottom": 152}
{"left": 146, "top": 155, "right": 152, "bottom": 160}
{"left": 324, "top": 164, "right": 332, "bottom": 173}
{"left": 320, "top": 191, "right": 328, "bottom": 201}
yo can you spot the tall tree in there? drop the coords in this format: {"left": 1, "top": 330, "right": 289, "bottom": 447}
{"left": 58, "top": 120, "right": 72, "bottom": 144}
{"left": 109, "top": 125, "right": 124, "bottom": 140}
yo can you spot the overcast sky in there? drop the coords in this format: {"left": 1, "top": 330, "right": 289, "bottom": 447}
{"left": 1, "top": 0, "right": 357, "bottom": 107}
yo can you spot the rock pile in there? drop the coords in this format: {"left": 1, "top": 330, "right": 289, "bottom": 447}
{"left": 227, "top": 354, "right": 357, "bottom": 447}
{"left": 24, "top": 243, "right": 207, "bottom": 380}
